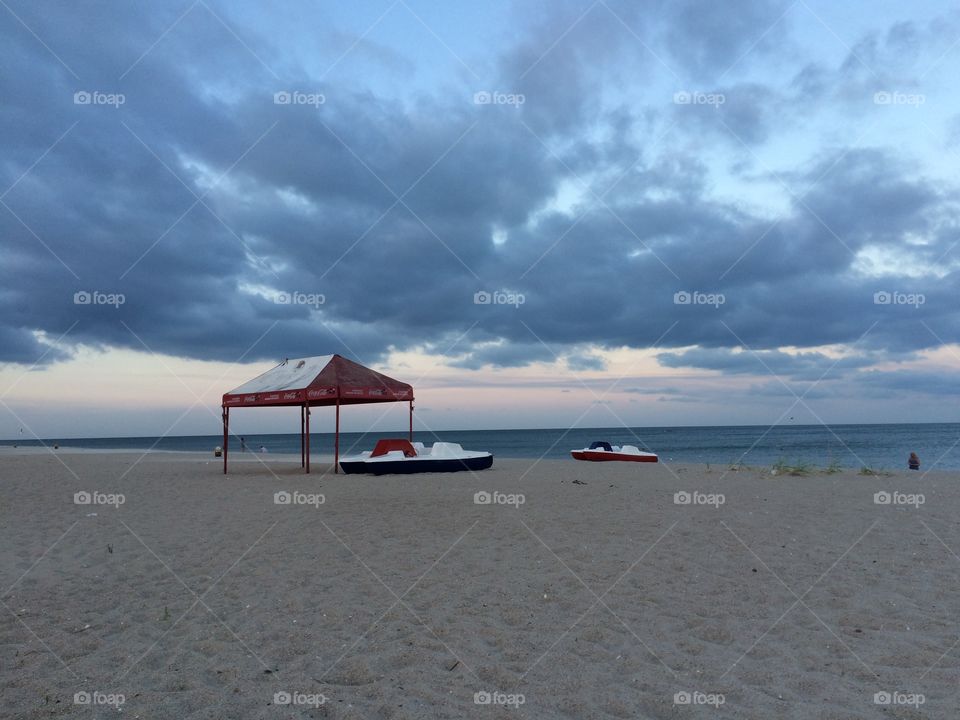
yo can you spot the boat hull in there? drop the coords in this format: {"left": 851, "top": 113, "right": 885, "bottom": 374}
{"left": 340, "top": 454, "right": 494, "bottom": 475}
{"left": 571, "top": 450, "right": 658, "bottom": 462}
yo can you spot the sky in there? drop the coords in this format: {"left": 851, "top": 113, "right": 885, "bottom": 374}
{"left": 1, "top": 0, "right": 959, "bottom": 439}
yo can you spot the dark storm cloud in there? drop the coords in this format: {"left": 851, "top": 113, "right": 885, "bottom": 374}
{"left": 789, "top": 13, "right": 959, "bottom": 108}
{"left": 656, "top": 347, "right": 878, "bottom": 380}
{"left": 659, "top": 0, "right": 794, "bottom": 77}
{"left": 0, "top": 327, "right": 69, "bottom": 365}
{"left": 856, "top": 369, "right": 960, "bottom": 396}
{"left": 0, "top": 0, "right": 957, "bottom": 385}
{"left": 624, "top": 386, "right": 685, "bottom": 395}
{"left": 564, "top": 352, "right": 607, "bottom": 372}
{"left": 742, "top": 381, "right": 835, "bottom": 401}
{"left": 669, "top": 83, "right": 780, "bottom": 145}
{"left": 448, "top": 341, "right": 555, "bottom": 370}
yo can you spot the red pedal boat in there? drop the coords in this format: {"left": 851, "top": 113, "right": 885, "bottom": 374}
{"left": 571, "top": 441, "right": 658, "bottom": 462}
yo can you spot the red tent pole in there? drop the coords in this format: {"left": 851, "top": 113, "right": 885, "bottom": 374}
{"left": 409, "top": 400, "right": 413, "bottom": 441}
{"left": 300, "top": 404, "right": 305, "bottom": 468}
{"left": 222, "top": 405, "right": 229, "bottom": 474}
{"left": 334, "top": 396, "right": 340, "bottom": 474}
{"left": 305, "top": 405, "right": 311, "bottom": 474}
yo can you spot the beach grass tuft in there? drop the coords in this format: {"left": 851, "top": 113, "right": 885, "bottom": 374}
{"left": 858, "top": 465, "right": 892, "bottom": 477}
{"left": 823, "top": 458, "right": 844, "bottom": 474}
{"left": 771, "top": 458, "right": 816, "bottom": 476}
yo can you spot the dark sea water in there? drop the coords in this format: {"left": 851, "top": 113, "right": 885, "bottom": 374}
{"left": 3, "top": 424, "right": 959, "bottom": 470}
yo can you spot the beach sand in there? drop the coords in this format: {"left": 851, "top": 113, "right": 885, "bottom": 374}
{"left": 1, "top": 450, "right": 958, "bottom": 718}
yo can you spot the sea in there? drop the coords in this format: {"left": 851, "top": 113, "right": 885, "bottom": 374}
{"left": 3, "top": 424, "right": 959, "bottom": 471}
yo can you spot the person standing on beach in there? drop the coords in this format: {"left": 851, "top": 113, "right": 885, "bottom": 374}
{"left": 240, "top": 436, "right": 246, "bottom": 452}
{"left": 908, "top": 452, "right": 920, "bottom": 470}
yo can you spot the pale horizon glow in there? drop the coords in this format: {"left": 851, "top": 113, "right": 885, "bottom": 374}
{"left": 2, "top": 341, "right": 958, "bottom": 440}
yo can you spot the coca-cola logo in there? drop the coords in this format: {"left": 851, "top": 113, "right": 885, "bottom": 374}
{"left": 244, "top": 395, "right": 257, "bottom": 403}
{"left": 282, "top": 392, "right": 298, "bottom": 400}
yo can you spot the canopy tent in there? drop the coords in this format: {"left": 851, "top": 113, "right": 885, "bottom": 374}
{"left": 221, "top": 354, "right": 414, "bottom": 473}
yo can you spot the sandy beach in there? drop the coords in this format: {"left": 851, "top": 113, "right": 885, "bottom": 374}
{"left": 2, "top": 450, "right": 959, "bottom": 718}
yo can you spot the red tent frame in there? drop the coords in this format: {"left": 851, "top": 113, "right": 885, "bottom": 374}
{"left": 221, "top": 355, "right": 414, "bottom": 474}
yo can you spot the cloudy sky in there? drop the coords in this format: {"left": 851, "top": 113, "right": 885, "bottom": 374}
{"left": 1, "top": 0, "right": 958, "bottom": 438}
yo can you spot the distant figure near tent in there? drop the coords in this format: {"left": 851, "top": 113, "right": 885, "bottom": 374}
{"left": 240, "top": 436, "right": 246, "bottom": 452}
{"left": 909, "top": 452, "right": 920, "bottom": 470}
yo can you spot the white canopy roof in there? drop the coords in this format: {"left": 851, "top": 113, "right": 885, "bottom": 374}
{"left": 226, "top": 355, "right": 334, "bottom": 395}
